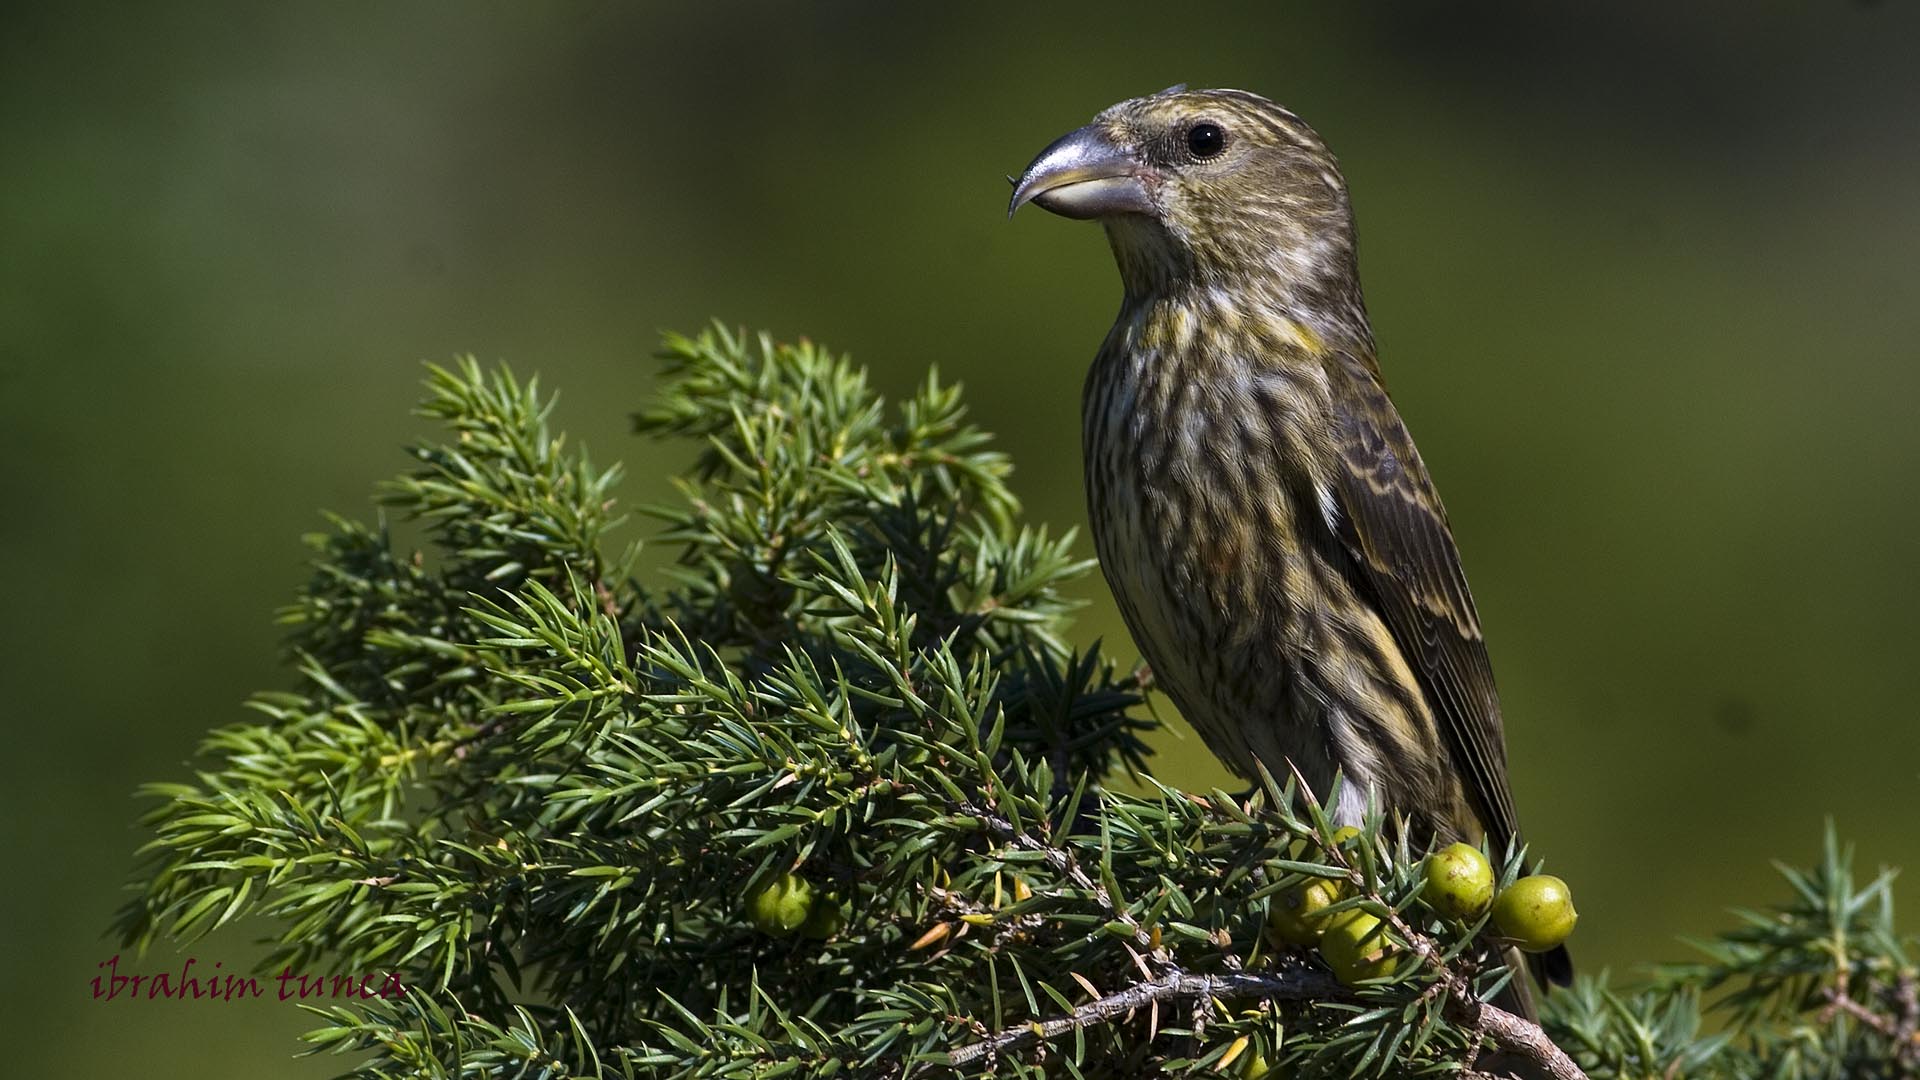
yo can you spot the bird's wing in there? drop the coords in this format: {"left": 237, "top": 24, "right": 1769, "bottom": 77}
{"left": 1325, "top": 350, "right": 1519, "bottom": 852}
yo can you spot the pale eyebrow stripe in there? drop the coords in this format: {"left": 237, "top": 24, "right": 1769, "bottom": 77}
{"left": 1202, "top": 89, "right": 1324, "bottom": 153}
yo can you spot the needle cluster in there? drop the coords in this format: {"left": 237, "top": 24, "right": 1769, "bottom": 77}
{"left": 117, "top": 328, "right": 1912, "bottom": 1079}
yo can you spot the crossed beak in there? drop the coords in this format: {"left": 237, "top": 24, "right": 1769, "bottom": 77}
{"left": 1007, "top": 124, "right": 1156, "bottom": 220}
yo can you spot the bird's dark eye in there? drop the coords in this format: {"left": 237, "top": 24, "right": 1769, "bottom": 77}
{"left": 1186, "top": 122, "right": 1226, "bottom": 159}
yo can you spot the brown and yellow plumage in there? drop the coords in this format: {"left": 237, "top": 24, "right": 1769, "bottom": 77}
{"left": 1012, "top": 86, "right": 1571, "bottom": 1006}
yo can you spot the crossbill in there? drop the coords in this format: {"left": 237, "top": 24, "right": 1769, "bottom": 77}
{"left": 1011, "top": 86, "right": 1572, "bottom": 1010}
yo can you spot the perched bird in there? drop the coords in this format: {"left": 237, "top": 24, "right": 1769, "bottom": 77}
{"left": 1010, "top": 86, "right": 1571, "bottom": 1008}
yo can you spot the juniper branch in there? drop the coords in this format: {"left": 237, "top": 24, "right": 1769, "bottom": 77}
{"left": 975, "top": 809, "right": 1164, "bottom": 959}
{"left": 113, "top": 331, "right": 1915, "bottom": 1080}
{"left": 945, "top": 967, "right": 1341, "bottom": 1068}
{"left": 947, "top": 966, "right": 1586, "bottom": 1080}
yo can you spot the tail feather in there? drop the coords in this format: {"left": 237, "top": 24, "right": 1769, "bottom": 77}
{"left": 1530, "top": 943, "right": 1574, "bottom": 989}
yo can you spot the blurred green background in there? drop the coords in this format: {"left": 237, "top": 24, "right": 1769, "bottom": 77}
{"left": 5, "top": 2, "right": 1919, "bottom": 1075}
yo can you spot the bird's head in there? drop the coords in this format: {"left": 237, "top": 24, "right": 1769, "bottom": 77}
{"left": 1011, "top": 87, "right": 1358, "bottom": 303}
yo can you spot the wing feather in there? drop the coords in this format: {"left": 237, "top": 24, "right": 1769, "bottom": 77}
{"left": 1326, "top": 351, "right": 1519, "bottom": 852}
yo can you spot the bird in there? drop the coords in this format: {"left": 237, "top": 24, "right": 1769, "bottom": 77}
{"left": 1009, "top": 86, "right": 1572, "bottom": 1012}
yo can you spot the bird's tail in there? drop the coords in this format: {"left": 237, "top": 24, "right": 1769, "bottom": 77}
{"left": 1530, "top": 943, "right": 1574, "bottom": 993}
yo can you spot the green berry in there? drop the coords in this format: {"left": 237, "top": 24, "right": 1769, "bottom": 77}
{"left": 1422, "top": 842, "right": 1495, "bottom": 921}
{"left": 1491, "top": 874, "right": 1577, "bottom": 953}
{"left": 746, "top": 872, "right": 816, "bottom": 936}
{"left": 800, "top": 894, "right": 847, "bottom": 940}
{"left": 1266, "top": 878, "right": 1341, "bottom": 946}
{"left": 1319, "top": 909, "right": 1400, "bottom": 986}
